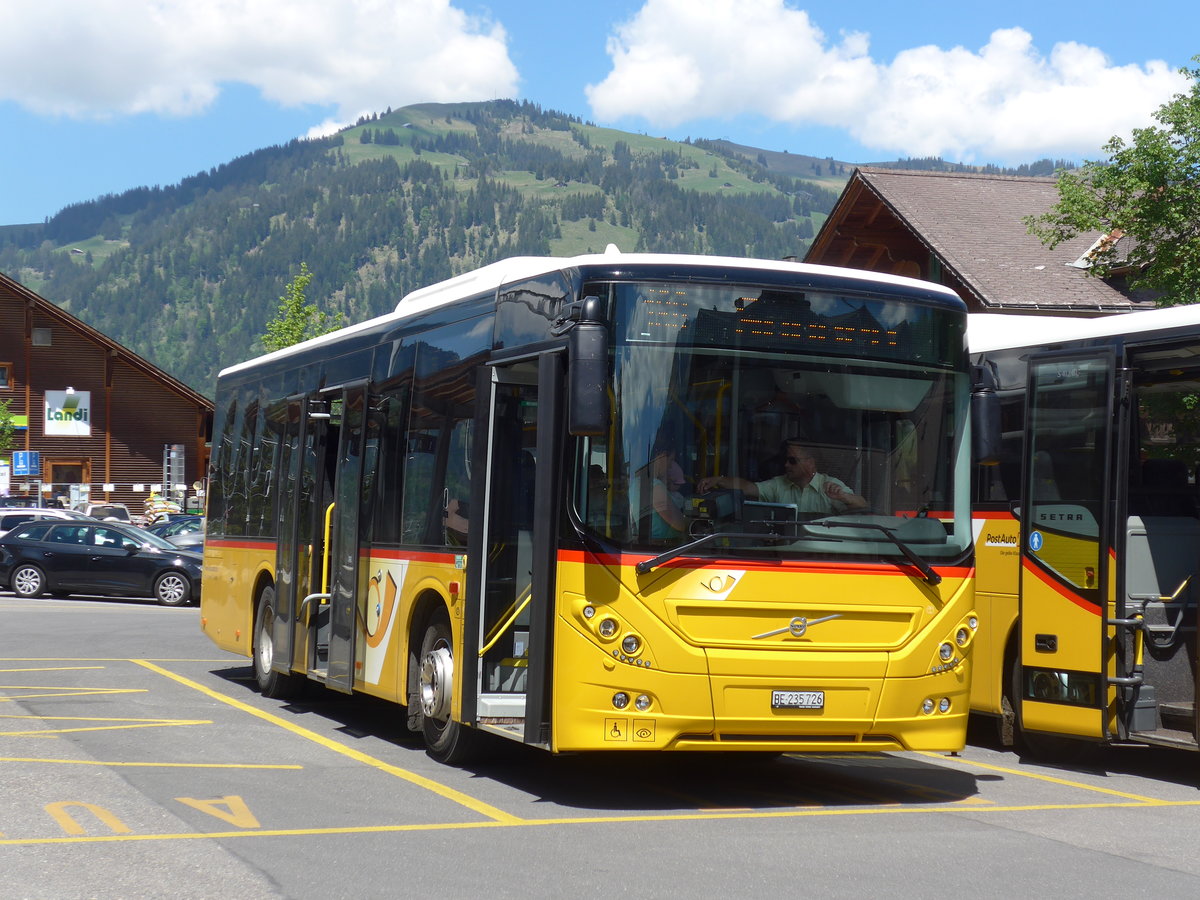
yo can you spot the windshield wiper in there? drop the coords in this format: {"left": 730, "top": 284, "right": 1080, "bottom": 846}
{"left": 635, "top": 530, "right": 779, "bottom": 574}
{"left": 803, "top": 519, "right": 941, "bottom": 585}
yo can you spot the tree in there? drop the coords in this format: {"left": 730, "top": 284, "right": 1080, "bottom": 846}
{"left": 1027, "top": 60, "right": 1200, "bottom": 305}
{"left": 0, "top": 399, "right": 15, "bottom": 459}
{"left": 261, "top": 263, "right": 346, "bottom": 353}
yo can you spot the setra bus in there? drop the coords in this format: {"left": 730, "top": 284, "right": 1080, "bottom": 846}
{"left": 971, "top": 305, "right": 1200, "bottom": 752}
{"left": 201, "top": 249, "right": 978, "bottom": 763}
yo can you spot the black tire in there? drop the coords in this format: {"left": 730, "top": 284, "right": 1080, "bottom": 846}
{"left": 153, "top": 571, "right": 192, "bottom": 607}
{"left": 418, "top": 610, "right": 481, "bottom": 764}
{"left": 11, "top": 564, "right": 46, "bottom": 598}
{"left": 253, "top": 585, "right": 304, "bottom": 699}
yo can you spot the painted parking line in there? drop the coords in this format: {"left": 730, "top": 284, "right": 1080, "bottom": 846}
{"left": 135, "top": 659, "right": 524, "bottom": 825}
{"left": 917, "top": 750, "right": 1170, "bottom": 803}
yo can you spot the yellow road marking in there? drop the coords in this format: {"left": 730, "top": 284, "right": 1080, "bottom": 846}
{"left": 0, "top": 713, "right": 210, "bottom": 737}
{"left": 918, "top": 751, "right": 1166, "bottom": 803}
{"left": 4, "top": 797, "right": 1200, "bottom": 845}
{"left": 0, "top": 687, "right": 147, "bottom": 702}
{"left": 0, "top": 757, "right": 301, "bottom": 769}
{"left": 0, "top": 666, "right": 107, "bottom": 673}
{"left": 134, "top": 660, "right": 522, "bottom": 825}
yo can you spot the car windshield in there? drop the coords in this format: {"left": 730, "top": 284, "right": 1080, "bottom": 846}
{"left": 573, "top": 279, "right": 971, "bottom": 565}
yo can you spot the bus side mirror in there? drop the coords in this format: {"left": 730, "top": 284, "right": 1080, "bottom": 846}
{"left": 971, "top": 366, "right": 1001, "bottom": 465}
{"left": 568, "top": 321, "right": 609, "bottom": 436}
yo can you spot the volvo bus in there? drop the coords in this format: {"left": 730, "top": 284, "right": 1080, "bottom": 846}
{"left": 971, "top": 305, "right": 1200, "bottom": 752}
{"left": 201, "top": 249, "right": 978, "bottom": 763}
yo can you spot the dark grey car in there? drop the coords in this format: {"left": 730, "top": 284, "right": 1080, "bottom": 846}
{"left": 0, "top": 520, "right": 202, "bottom": 606}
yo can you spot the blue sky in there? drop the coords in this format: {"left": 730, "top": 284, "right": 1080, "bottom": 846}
{"left": 0, "top": 0, "right": 1194, "bottom": 226}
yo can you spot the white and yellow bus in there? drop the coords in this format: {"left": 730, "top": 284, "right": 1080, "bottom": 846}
{"left": 971, "top": 305, "right": 1200, "bottom": 753}
{"left": 201, "top": 250, "right": 978, "bottom": 763}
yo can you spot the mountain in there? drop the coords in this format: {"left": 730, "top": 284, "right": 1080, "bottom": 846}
{"left": 0, "top": 100, "right": 1066, "bottom": 396}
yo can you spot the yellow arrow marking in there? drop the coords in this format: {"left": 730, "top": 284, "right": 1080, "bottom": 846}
{"left": 176, "top": 795, "right": 261, "bottom": 829}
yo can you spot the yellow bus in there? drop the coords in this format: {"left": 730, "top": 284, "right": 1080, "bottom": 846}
{"left": 971, "top": 306, "right": 1200, "bottom": 753}
{"left": 201, "top": 250, "right": 978, "bottom": 763}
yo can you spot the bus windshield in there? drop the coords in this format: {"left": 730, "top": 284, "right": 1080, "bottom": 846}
{"left": 575, "top": 280, "right": 971, "bottom": 563}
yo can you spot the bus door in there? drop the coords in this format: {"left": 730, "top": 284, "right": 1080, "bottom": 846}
{"left": 1017, "top": 349, "right": 1116, "bottom": 740}
{"left": 279, "top": 384, "right": 366, "bottom": 692}
{"left": 465, "top": 356, "right": 562, "bottom": 746}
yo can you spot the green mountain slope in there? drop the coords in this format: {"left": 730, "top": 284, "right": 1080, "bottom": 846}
{"left": 1, "top": 100, "right": 847, "bottom": 395}
{"left": 0, "top": 99, "right": 1067, "bottom": 396}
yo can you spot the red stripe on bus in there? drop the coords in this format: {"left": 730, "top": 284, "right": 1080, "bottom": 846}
{"left": 557, "top": 548, "right": 971, "bottom": 579}
{"left": 1021, "top": 556, "right": 1100, "bottom": 614}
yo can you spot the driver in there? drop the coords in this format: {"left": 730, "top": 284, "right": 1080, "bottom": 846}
{"left": 697, "top": 439, "right": 867, "bottom": 515}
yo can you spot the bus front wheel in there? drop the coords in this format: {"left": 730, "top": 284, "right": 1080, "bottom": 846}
{"left": 253, "top": 586, "right": 304, "bottom": 700}
{"left": 418, "top": 611, "right": 480, "bottom": 764}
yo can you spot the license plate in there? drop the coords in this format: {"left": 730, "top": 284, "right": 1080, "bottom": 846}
{"left": 772, "top": 690, "right": 824, "bottom": 710}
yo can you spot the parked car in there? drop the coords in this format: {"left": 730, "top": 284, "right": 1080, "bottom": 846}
{"left": 0, "top": 507, "right": 90, "bottom": 537}
{"left": 73, "top": 502, "right": 134, "bottom": 524}
{"left": 145, "top": 514, "right": 204, "bottom": 550}
{"left": 0, "top": 496, "right": 41, "bottom": 508}
{"left": 0, "top": 519, "right": 202, "bottom": 606}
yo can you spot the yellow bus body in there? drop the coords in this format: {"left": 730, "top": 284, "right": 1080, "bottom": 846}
{"left": 204, "top": 540, "right": 975, "bottom": 753}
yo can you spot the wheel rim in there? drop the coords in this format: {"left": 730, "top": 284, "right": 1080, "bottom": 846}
{"left": 157, "top": 574, "right": 187, "bottom": 604}
{"left": 13, "top": 567, "right": 41, "bottom": 596}
{"left": 257, "top": 605, "right": 275, "bottom": 672}
{"left": 420, "top": 640, "right": 454, "bottom": 721}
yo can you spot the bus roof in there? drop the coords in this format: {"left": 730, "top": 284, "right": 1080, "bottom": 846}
{"left": 396, "top": 244, "right": 962, "bottom": 315}
{"left": 969, "top": 304, "right": 1200, "bottom": 354}
{"left": 222, "top": 248, "right": 962, "bottom": 378}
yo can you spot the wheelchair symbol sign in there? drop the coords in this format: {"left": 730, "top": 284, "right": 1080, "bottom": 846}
{"left": 1029, "top": 531, "right": 1044, "bottom": 553}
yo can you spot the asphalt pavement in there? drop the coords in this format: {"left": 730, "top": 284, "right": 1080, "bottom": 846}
{"left": 3, "top": 591, "right": 1200, "bottom": 899}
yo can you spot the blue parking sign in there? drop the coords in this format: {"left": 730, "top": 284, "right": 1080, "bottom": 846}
{"left": 12, "top": 451, "right": 39, "bottom": 477}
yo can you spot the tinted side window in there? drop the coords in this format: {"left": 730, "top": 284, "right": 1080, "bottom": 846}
{"left": 8, "top": 522, "right": 52, "bottom": 541}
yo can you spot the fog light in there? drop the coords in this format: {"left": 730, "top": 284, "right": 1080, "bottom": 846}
{"left": 635, "top": 694, "right": 652, "bottom": 711}
{"left": 612, "top": 692, "right": 630, "bottom": 709}
{"left": 939, "top": 642, "right": 954, "bottom": 662}
{"left": 583, "top": 605, "right": 596, "bottom": 619}
{"left": 938, "top": 697, "right": 952, "bottom": 714}
{"left": 598, "top": 618, "right": 618, "bottom": 638}
{"left": 956, "top": 627, "right": 970, "bottom": 647}
{"left": 921, "top": 698, "right": 935, "bottom": 715}
{"left": 621, "top": 634, "right": 641, "bottom": 655}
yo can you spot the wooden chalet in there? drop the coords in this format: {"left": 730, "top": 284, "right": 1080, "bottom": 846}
{"left": 0, "top": 269, "right": 213, "bottom": 514}
{"left": 805, "top": 168, "right": 1155, "bottom": 316}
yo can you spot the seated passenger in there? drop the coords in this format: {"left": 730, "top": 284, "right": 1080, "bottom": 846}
{"left": 697, "top": 439, "right": 867, "bottom": 515}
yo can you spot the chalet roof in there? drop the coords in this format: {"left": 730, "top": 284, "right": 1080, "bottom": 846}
{"left": 0, "top": 268, "right": 212, "bottom": 410}
{"left": 807, "top": 168, "right": 1151, "bottom": 314}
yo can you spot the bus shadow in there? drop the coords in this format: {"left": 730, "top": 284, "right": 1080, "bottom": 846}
{"left": 462, "top": 744, "right": 983, "bottom": 811}
{"left": 207, "top": 665, "right": 983, "bottom": 810}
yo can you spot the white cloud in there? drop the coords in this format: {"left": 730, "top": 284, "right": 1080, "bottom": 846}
{"left": 0, "top": 0, "right": 519, "bottom": 124}
{"left": 587, "top": 0, "right": 1189, "bottom": 160}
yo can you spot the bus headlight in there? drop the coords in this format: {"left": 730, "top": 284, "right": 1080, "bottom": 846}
{"left": 939, "top": 697, "right": 952, "bottom": 714}
{"left": 921, "top": 698, "right": 935, "bottom": 715}
{"left": 939, "top": 642, "right": 954, "bottom": 662}
{"left": 635, "top": 694, "right": 652, "bottom": 711}
{"left": 612, "top": 692, "right": 630, "bottom": 710}
{"left": 598, "top": 618, "right": 618, "bottom": 639}
{"left": 956, "top": 627, "right": 971, "bottom": 647}
{"left": 621, "top": 634, "right": 641, "bottom": 656}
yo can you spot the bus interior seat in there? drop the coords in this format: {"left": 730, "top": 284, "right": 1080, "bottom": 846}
{"left": 1031, "top": 450, "right": 1061, "bottom": 501}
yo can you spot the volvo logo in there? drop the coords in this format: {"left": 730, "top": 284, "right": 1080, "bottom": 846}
{"left": 752, "top": 614, "right": 841, "bottom": 640}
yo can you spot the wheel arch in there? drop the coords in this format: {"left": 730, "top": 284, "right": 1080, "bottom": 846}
{"left": 405, "top": 588, "right": 453, "bottom": 731}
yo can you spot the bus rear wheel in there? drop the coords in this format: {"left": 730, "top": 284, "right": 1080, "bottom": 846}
{"left": 253, "top": 585, "right": 304, "bottom": 700}
{"left": 418, "top": 610, "right": 481, "bottom": 764}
